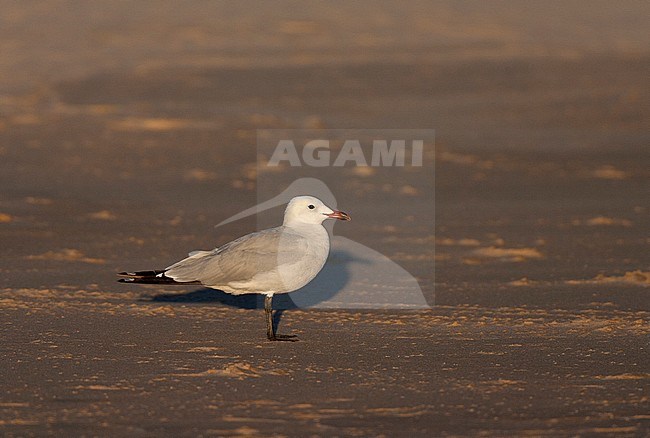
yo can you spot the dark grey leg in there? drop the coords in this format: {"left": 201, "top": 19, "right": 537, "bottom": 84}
{"left": 264, "top": 294, "right": 298, "bottom": 342}
{"left": 264, "top": 294, "right": 274, "bottom": 340}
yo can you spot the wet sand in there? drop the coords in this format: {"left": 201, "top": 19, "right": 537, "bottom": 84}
{"left": 1, "top": 2, "right": 649, "bottom": 436}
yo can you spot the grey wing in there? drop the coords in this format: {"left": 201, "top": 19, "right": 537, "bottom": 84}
{"left": 165, "top": 226, "right": 308, "bottom": 287}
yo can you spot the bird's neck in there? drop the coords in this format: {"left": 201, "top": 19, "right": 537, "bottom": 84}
{"left": 285, "top": 221, "right": 329, "bottom": 238}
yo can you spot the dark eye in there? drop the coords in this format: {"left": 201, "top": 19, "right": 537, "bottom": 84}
{"left": 308, "top": 204, "right": 315, "bottom": 209}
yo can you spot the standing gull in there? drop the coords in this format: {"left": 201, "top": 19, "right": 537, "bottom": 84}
{"left": 119, "top": 196, "right": 350, "bottom": 341}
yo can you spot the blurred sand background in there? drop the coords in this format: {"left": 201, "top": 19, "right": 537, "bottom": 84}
{"left": 1, "top": 1, "right": 649, "bottom": 436}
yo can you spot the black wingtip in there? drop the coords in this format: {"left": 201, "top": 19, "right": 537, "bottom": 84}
{"left": 117, "top": 269, "right": 201, "bottom": 285}
{"left": 117, "top": 269, "right": 167, "bottom": 278}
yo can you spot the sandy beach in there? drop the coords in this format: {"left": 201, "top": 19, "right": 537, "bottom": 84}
{"left": 1, "top": 2, "right": 648, "bottom": 436}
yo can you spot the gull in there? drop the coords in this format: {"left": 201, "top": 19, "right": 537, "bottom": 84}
{"left": 119, "top": 196, "right": 350, "bottom": 341}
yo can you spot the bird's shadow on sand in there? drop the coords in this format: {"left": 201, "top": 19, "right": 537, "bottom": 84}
{"left": 146, "top": 249, "right": 360, "bottom": 333}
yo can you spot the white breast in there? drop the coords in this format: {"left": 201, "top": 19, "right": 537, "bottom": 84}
{"left": 274, "top": 224, "right": 329, "bottom": 293}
